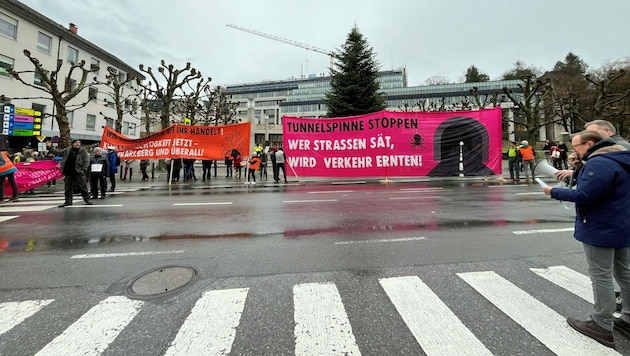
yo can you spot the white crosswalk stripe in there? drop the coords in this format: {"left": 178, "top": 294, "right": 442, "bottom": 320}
{"left": 35, "top": 296, "right": 143, "bottom": 356}
{"left": 1, "top": 265, "right": 627, "bottom": 355}
{"left": 0, "top": 299, "right": 54, "bottom": 336}
{"left": 380, "top": 276, "right": 492, "bottom": 355}
{"left": 293, "top": 282, "right": 361, "bottom": 355}
{"left": 458, "top": 271, "right": 620, "bottom": 356}
{"left": 164, "top": 288, "right": 248, "bottom": 356}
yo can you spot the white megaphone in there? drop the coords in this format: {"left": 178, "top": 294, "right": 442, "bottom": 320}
{"left": 534, "top": 159, "right": 558, "bottom": 177}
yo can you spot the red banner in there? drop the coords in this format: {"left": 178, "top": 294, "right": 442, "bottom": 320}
{"left": 283, "top": 108, "right": 503, "bottom": 178}
{"left": 100, "top": 123, "right": 251, "bottom": 160}
{"left": 3, "top": 160, "right": 64, "bottom": 195}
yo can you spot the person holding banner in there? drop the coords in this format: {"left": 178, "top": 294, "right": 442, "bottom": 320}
{"left": 275, "top": 147, "right": 287, "bottom": 183}
{"left": 89, "top": 148, "right": 109, "bottom": 199}
{"left": 0, "top": 150, "right": 20, "bottom": 203}
{"left": 46, "top": 140, "right": 93, "bottom": 207}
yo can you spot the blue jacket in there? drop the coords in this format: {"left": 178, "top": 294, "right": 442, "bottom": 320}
{"left": 550, "top": 138, "right": 630, "bottom": 248}
{"left": 107, "top": 151, "right": 119, "bottom": 174}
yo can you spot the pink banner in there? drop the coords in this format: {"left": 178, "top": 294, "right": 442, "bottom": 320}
{"left": 3, "top": 160, "right": 64, "bottom": 195}
{"left": 282, "top": 108, "right": 503, "bottom": 178}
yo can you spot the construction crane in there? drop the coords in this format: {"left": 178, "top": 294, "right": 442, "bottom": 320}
{"left": 226, "top": 24, "right": 335, "bottom": 72}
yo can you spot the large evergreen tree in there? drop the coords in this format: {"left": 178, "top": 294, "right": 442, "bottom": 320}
{"left": 325, "top": 26, "right": 386, "bottom": 117}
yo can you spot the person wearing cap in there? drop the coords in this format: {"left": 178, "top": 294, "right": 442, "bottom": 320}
{"left": 507, "top": 141, "right": 521, "bottom": 182}
{"left": 518, "top": 140, "right": 536, "bottom": 183}
{"left": 46, "top": 139, "right": 93, "bottom": 206}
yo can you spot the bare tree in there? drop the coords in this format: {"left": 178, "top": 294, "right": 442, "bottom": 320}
{"left": 10, "top": 50, "right": 98, "bottom": 147}
{"left": 138, "top": 61, "right": 202, "bottom": 129}
{"left": 173, "top": 76, "right": 212, "bottom": 125}
{"left": 502, "top": 76, "right": 554, "bottom": 143}
{"left": 423, "top": 75, "right": 450, "bottom": 85}
{"left": 93, "top": 67, "right": 139, "bottom": 132}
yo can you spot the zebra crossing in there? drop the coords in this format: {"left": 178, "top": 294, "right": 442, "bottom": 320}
{"left": 0, "top": 187, "right": 142, "bottom": 221}
{"left": 1, "top": 265, "right": 625, "bottom": 355}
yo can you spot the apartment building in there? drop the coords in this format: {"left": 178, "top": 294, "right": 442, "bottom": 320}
{"left": 0, "top": 0, "right": 144, "bottom": 151}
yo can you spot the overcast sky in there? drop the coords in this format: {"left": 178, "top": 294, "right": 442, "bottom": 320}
{"left": 18, "top": 0, "right": 630, "bottom": 87}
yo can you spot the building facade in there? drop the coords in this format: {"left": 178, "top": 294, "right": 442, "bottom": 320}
{"left": 224, "top": 70, "right": 527, "bottom": 148}
{"left": 0, "top": 0, "right": 144, "bottom": 151}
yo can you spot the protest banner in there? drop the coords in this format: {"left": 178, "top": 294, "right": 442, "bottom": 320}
{"left": 100, "top": 123, "right": 250, "bottom": 160}
{"left": 282, "top": 108, "right": 502, "bottom": 178}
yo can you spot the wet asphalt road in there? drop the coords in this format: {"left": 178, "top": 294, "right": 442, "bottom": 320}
{"left": 3, "top": 176, "right": 628, "bottom": 355}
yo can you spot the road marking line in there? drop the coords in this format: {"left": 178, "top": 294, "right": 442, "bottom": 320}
{"left": 3, "top": 200, "right": 65, "bottom": 205}
{"left": 0, "top": 216, "right": 19, "bottom": 222}
{"left": 165, "top": 288, "right": 248, "bottom": 356}
{"left": 0, "top": 205, "right": 58, "bottom": 212}
{"left": 530, "top": 266, "right": 593, "bottom": 303}
{"left": 513, "top": 228, "right": 574, "bottom": 235}
{"left": 294, "top": 282, "right": 360, "bottom": 356}
{"left": 399, "top": 187, "right": 444, "bottom": 191}
{"left": 283, "top": 199, "right": 338, "bottom": 203}
{"left": 172, "top": 202, "right": 233, "bottom": 206}
{"left": 458, "top": 271, "right": 620, "bottom": 355}
{"left": 0, "top": 299, "right": 54, "bottom": 336}
{"left": 515, "top": 192, "right": 547, "bottom": 195}
{"left": 335, "top": 237, "right": 426, "bottom": 245}
{"left": 35, "top": 296, "right": 143, "bottom": 356}
{"left": 307, "top": 190, "right": 353, "bottom": 194}
{"left": 380, "top": 276, "right": 492, "bottom": 355}
{"left": 65, "top": 204, "right": 124, "bottom": 208}
{"left": 389, "top": 196, "right": 440, "bottom": 200}
{"left": 71, "top": 250, "right": 185, "bottom": 259}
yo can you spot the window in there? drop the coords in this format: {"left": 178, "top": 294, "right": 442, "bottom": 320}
{"left": 129, "top": 123, "right": 137, "bottom": 136}
{"left": 124, "top": 99, "right": 131, "bottom": 110}
{"left": 37, "top": 32, "right": 52, "bottom": 54}
{"left": 88, "top": 87, "right": 98, "bottom": 101}
{"left": 66, "top": 77, "right": 77, "bottom": 91}
{"left": 122, "top": 121, "right": 129, "bottom": 135}
{"left": 86, "top": 114, "right": 95, "bottom": 130}
{"left": 0, "top": 12, "right": 17, "bottom": 39}
{"left": 104, "top": 117, "right": 113, "bottom": 128}
{"left": 118, "top": 71, "right": 126, "bottom": 83}
{"left": 34, "top": 71, "right": 44, "bottom": 86}
{"left": 67, "top": 46, "right": 78, "bottom": 64}
{"left": 0, "top": 54, "right": 14, "bottom": 77}
{"left": 67, "top": 111, "right": 74, "bottom": 128}
{"left": 90, "top": 57, "right": 100, "bottom": 74}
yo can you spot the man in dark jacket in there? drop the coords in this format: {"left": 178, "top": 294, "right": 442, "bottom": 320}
{"left": 543, "top": 131, "right": 630, "bottom": 348}
{"left": 46, "top": 139, "right": 93, "bottom": 207}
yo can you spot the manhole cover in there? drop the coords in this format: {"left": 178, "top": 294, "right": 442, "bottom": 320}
{"left": 126, "top": 265, "right": 198, "bottom": 299}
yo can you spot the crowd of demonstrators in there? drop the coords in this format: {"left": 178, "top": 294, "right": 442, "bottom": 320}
{"left": 543, "top": 130, "right": 630, "bottom": 348}
{"left": 0, "top": 150, "right": 20, "bottom": 203}
{"left": 46, "top": 139, "right": 93, "bottom": 207}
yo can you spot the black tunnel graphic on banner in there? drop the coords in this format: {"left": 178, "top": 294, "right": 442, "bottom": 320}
{"left": 428, "top": 116, "right": 495, "bottom": 177}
